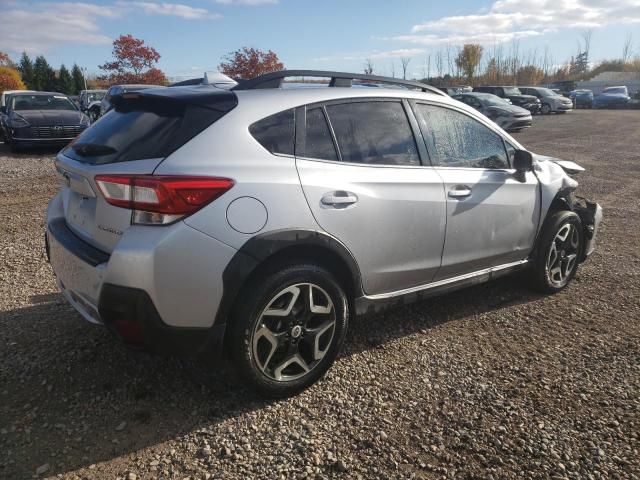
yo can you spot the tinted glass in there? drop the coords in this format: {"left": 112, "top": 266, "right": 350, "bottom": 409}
{"left": 250, "top": 109, "right": 295, "bottom": 156}
{"left": 63, "top": 97, "right": 234, "bottom": 165}
{"left": 325, "top": 101, "right": 419, "bottom": 166}
{"left": 12, "top": 94, "right": 77, "bottom": 111}
{"left": 304, "top": 107, "right": 337, "bottom": 161}
{"left": 417, "top": 104, "right": 509, "bottom": 169}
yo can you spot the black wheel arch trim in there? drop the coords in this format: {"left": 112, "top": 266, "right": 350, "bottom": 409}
{"left": 215, "top": 229, "right": 364, "bottom": 326}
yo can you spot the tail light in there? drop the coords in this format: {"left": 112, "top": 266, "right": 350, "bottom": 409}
{"left": 94, "top": 175, "right": 234, "bottom": 225}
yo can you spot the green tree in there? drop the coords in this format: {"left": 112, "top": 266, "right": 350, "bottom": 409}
{"left": 33, "top": 55, "right": 56, "bottom": 91}
{"left": 71, "top": 63, "right": 85, "bottom": 94}
{"left": 18, "top": 52, "right": 34, "bottom": 89}
{"left": 58, "top": 64, "right": 74, "bottom": 94}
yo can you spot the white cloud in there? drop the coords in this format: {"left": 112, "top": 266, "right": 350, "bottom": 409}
{"left": 128, "top": 2, "right": 221, "bottom": 19}
{"left": 393, "top": 0, "right": 640, "bottom": 46}
{"left": 313, "top": 48, "right": 426, "bottom": 63}
{"left": 0, "top": 3, "right": 114, "bottom": 54}
{"left": 213, "top": 0, "right": 278, "bottom": 5}
{"left": 0, "top": 1, "right": 222, "bottom": 55}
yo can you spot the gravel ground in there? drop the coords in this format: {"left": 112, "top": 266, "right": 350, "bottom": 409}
{"left": 1, "top": 109, "right": 639, "bottom": 480}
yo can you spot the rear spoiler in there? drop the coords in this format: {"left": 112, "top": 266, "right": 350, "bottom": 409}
{"left": 110, "top": 83, "right": 238, "bottom": 112}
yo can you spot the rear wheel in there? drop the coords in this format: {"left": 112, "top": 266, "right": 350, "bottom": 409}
{"left": 227, "top": 264, "right": 349, "bottom": 398}
{"left": 530, "top": 211, "right": 583, "bottom": 293}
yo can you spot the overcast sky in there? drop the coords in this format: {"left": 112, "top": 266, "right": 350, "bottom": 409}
{"left": 1, "top": 0, "right": 639, "bottom": 78}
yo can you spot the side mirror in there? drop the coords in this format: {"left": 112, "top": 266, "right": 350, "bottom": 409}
{"left": 513, "top": 150, "right": 533, "bottom": 182}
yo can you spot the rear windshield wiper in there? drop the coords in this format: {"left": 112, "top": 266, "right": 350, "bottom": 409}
{"left": 71, "top": 143, "right": 117, "bottom": 156}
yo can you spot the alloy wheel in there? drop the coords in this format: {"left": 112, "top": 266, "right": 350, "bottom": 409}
{"left": 546, "top": 222, "right": 580, "bottom": 288}
{"left": 251, "top": 283, "right": 336, "bottom": 382}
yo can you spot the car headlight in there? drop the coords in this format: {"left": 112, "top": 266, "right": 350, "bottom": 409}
{"left": 10, "top": 115, "right": 29, "bottom": 128}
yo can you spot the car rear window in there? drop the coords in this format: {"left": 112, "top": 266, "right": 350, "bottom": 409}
{"left": 304, "top": 107, "right": 338, "bottom": 161}
{"left": 249, "top": 109, "right": 295, "bottom": 156}
{"left": 63, "top": 96, "right": 234, "bottom": 165}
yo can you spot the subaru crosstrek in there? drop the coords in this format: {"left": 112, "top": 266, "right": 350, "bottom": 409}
{"left": 46, "top": 70, "right": 603, "bottom": 397}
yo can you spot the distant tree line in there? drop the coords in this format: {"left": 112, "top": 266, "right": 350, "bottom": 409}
{"left": 17, "top": 52, "right": 86, "bottom": 94}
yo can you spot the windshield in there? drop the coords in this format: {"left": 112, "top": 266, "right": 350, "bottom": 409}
{"left": 503, "top": 87, "right": 522, "bottom": 95}
{"left": 480, "top": 95, "right": 510, "bottom": 106}
{"left": 603, "top": 87, "right": 627, "bottom": 94}
{"left": 86, "top": 92, "right": 106, "bottom": 102}
{"left": 537, "top": 88, "right": 560, "bottom": 97}
{"left": 11, "top": 94, "right": 77, "bottom": 111}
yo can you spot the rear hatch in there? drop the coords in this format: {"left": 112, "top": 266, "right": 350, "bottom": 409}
{"left": 55, "top": 85, "right": 237, "bottom": 253}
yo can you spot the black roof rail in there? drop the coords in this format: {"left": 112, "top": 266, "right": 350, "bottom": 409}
{"left": 232, "top": 70, "right": 447, "bottom": 96}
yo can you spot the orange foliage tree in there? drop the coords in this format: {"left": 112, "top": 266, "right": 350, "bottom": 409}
{"left": 219, "top": 47, "right": 284, "bottom": 79}
{"left": 0, "top": 67, "right": 26, "bottom": 93}
{"left": 99, "top": 34, "right": 167, "bottom": 85}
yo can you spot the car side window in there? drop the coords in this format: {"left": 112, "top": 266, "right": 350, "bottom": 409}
{"left": 416, "top": 104, "right": 510, "bottom": 169}
{"left": 249, "top": 109, "right": 295, "bottom": 156}
{"left": 304, "top": 107, "right": 338, "bottom": 161}
{"left": 325, "top": 101, "right": 419, "bottom": 166}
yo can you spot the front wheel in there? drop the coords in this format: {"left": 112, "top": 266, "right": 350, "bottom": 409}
{"left": 530, "top": 211, "right": 584, "bottom": 293}
{"left": 227, "top": 264, "right": 349, "bottom": 398}
{"left": 541, "top": 103, "right": 552, "bottom": 115}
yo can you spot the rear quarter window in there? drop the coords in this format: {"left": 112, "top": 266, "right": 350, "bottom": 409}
{"left": 249, "top": 109, "right": 295, "bottom": 156}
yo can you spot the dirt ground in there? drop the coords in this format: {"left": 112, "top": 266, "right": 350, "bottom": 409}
{"left": 0, "top": 109, "right": 639, "bottom": 480}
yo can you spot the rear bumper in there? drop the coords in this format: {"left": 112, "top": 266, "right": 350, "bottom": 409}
{"left": 45, "top": 192, "right": 236, "bottom": 356}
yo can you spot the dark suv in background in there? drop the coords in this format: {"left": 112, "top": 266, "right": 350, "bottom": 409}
{"left": 473, "top": 86, "right": 541, "bottom": 114}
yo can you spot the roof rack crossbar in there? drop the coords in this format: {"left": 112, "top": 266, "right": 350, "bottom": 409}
{"left": 232, "top": 70, "right": 446, "bottom": 96}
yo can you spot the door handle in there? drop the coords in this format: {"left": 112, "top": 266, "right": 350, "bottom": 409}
{"left": 321, "top": 191, "right": 358, "bottom": 207}
{"left": 448, "top": 185, "right": 472, "bottom": 198}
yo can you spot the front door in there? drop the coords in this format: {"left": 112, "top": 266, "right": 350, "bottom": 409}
{"left": 413, "top": 102, "right": 540, "bottom": 280}
{"left": 296, "top": 100, "right": 446, "bottom": 295}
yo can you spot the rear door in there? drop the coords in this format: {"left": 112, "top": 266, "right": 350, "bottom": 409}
{"left": 296, "top": 99, "right": 446, "bottom": 296}
{"left": 413, "top": 102, "right": 539, "bottom": 280}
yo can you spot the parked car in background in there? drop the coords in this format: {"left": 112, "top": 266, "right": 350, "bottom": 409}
{"left": 593, "top": 86, "right": 631, "bottom": 109}
{"left": 520, "top": 87, "right": 573, "bottom": 114}
{"left": 473, "top": 86, "right": 541, "bottom": 114}
{"left": 45, "top": 70, "right": 602, "bottom": 397}
{"left": 570, "top": 89, "right": 594, "bottom": 108}
{"left": 548, "top": 80, "right": 577, "bottom": 97}
{"left": 438, "top": 85, "right": 472, "bottom": 96}
{"left": 79, "top": 89, "right": 107, "bottom": 122}
{"left": 100, "top": 84, "right": 163, "bottom": 116}
{"left": 0, "top": 92, "right": 89, "bottom": 151}
{"left": 453, "top": 92, "right": 532, "bottom": 131}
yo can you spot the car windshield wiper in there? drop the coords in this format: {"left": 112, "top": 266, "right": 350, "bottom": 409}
{"left": 71, "top": 143, "right": 117, "bottom": 156}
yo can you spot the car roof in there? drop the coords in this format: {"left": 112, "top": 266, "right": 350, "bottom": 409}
{"left": 9, "top": 91, "right": 68, "bottom": 96}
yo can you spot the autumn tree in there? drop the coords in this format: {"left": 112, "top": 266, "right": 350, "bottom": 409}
{"left": 0, "top": 66, "right": 26, "bottom": 94}
{"left": 99, "top": 34, "right": 167, "bottom": 85}
{"left": 0, "top": 52, "right": 11, "bottom": 66}
{"left": 455, "top": 44, "right": 483, "bottom": 82}
{"left": 219, "top": 47, "right": 284, "bottom": 79}
{"left": 517, "top": 65, "right": 544, "bottom": 85}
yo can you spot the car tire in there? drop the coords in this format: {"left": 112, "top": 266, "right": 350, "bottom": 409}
{"left": 227, "top": 263, "right": 349, "bottom": 398}
{"left": 541, "top": 103, "right": 552, "bottom": 115}
{"left": 530, "top": 210, "right": 584, "bottom": 294}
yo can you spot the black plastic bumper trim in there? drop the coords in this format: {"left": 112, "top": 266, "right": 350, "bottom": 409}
{"left": 47, "top": 218, "right": 110, "bottom": 267}
{"left": 98, "top": 284, "right": 225, "bottom": 357}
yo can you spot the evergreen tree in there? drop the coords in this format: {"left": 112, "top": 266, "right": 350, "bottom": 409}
{"left": 18, "top": 52, "right": 34, "bottom": 89}
{"left": 58, "top": 64, "right": 74, "bottom": 94}
{"left": 71, "top": 64, "right": 85, "bottom": 94}
{"left": 33, "top": 55, "right": 56, "bottom": 91}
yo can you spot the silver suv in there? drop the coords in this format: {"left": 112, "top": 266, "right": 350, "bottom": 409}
{"left": 46, "top": 71, "right": 602, "bottom": 397}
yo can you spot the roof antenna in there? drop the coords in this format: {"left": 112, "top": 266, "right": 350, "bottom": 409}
{"left": 202, "top": 72, "right": 210, "bottom": 85}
